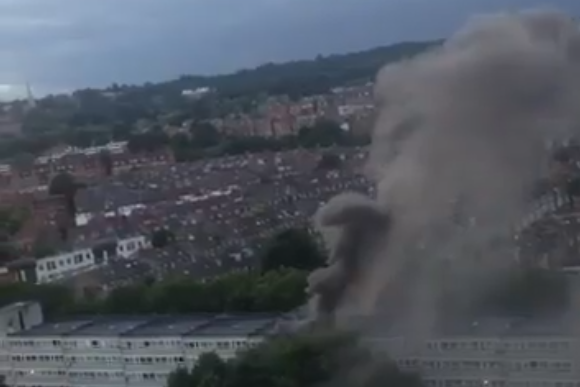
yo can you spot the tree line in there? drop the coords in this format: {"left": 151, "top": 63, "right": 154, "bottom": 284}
{"left": 2, "top": 115, "right": 369, "bottom": 165}
{"left": 139, "top": 119, "right": 370, "bottom": 163}
{"left": 0, "top": 241, "right": 570, "bottom": 322}
{"left": 167, "top": 331, "right": 424, "bottom": 387}
{"left": 146, "top": 41, "right": 437, "bottom": 100}
{"left": 0, "top": 269, "right": 307, "bottom": 320}
{"left": 0, "top": 207, "right": 30, "bottom": 263}
{"left": 91, "top": 118, "right": 368, "bottom": 162}
{"left": 20, "top": 41, "right": 434, "bottom": 136}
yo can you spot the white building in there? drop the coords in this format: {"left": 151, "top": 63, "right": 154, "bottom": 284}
{"left": 10, "top": 234, "right": 150, "bottom": 284}
{"left": 0, "top": 302, "right": 280, "bottom": 387}
{"left": 181, "top": 87, "right": 211, "bottom": 98}
{"left": 35, "top": 247, "right": 98, "bottom": 284}
{"left": 116, "top": 235, "right": 149, "bottom": 259}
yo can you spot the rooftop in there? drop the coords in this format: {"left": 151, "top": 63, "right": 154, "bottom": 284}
{"left": 9, "top": 314, "right": 283, "bottom": 339}
{"left": 185, "top": 314, "right": 279, "bottom": 337}
{"left": 355, "top": 313, "right": 580, "bottom": 339}
{"left": 70, "top": 318, "right": 150, "bottom": 337}
{"left": 123, "top": 315, "right": 214, "bottom": 337}
{"left": 12, "top": 320, "right": 94, "bottom": 337}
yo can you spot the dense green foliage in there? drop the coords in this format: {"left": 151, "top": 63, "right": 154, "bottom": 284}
{"left": 0, "top": 269, "right": 307, "bottom": 319}
{"left": 259, "top": 228, "right": 325, "bottom": 273}
{"left": 151, "top": 228, "right": 176, "bottom": 249}
{"left": 317, "top": 152, "right": 343, "bottom": 169}
{"left": 167, "top": 331, "right": 423, "bottom": 387}
{"left": 4, "top": 115, "right": 368, "bottom": 164}
{"left": 0, "top": 207, "right": 28, "bottom": 238}
{"left": 130, "top": 118, "right": 367, "bottom": 162}
{"left": 0, "top": 207, "right": 30, "bottom": 262}
{"left": 155, "top": 41, "right": 436, "bottom": 100}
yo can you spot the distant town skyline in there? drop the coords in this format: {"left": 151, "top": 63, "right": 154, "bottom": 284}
{"left": 0, "top": 0, "right": 578, "bottom": 99}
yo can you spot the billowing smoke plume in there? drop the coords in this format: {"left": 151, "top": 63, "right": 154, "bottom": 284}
{"left": 307, "top": 192, "right": 391, "bottom": 328}
{"left": 307, "top": 9, "right": 580, "bottom": 336}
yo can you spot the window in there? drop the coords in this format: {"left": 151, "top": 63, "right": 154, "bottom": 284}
{"left": 427, "top": 341, "right": 439, "bottom": 350}
{"left": 216, "top": 341, "right": 229, "bottom": 350}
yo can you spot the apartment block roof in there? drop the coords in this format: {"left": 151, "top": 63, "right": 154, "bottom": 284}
{"left": 9, "top": 313, "right": 282, "bottom": 339}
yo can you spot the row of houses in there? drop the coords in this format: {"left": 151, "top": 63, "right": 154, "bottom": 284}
{"left": 208, "top": 84, "right": 374, "bottom": 137}
{"left": 0, "top": 144, "right": 173, "bottom": 194}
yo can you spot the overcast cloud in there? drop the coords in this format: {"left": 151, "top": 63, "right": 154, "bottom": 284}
{"left": 0, "top": 0, "right": 577, "bottom": 98}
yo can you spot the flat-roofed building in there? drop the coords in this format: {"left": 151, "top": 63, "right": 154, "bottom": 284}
{"left": 9, "top": 298, "right": 580, "bottom": 387}
{"left": 362, "top": 314, "right": 580, "bottom": 387}
{"left": 0, "top": 303, "right": 282, "bottom": 387}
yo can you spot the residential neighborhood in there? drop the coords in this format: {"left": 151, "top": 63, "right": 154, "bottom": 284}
{"left": 0, "top": 25, "right": 578, "bottom": 387}
{"left": 0, "top": 145, "right": 371, "bottom": 294}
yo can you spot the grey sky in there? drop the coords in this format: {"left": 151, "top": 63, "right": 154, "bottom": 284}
{"left": 0, "top": 0, "right": 577, "bottom": 98}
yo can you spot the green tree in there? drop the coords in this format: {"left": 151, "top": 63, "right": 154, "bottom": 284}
{"left": 127, "top": 132, "right": 169, "bottom": 153}
{"left": 190, "top": 353, "right": 229, "bottom": 387}
{"left": 190, "top": 122, "right": 221, "bottom": 149}
{"left": 260, "top": 228, "right": 325, "bottom": 273}
{"left": 0, "top": 235, "right": 18, "bottom": 263}
{"left": 6, "top": 40, "right": 436, "bottom": 158}
{"left": 298, "top": 119, "right": 346, "bottom": 148}
{"left": 0, "top": 206, "right": 29, "bottom": 236}
{"left": 167, "top": 331, "right": 423, "bottom": 387}
{"left": 167, "top": 368, "right": 193, "bottom": 387}
{"left": 103, "top": 284, "right": 150, "bottom": 314}
{"left": 0, "top": 268, "right": 308, "bottom": 318}
{"left": 317, "top": 153, "right": 342, "bottom": 170}
{"left": 253, "top": 269, "right": 307, "bottom": 312}
{"left": 151, "top": 228, "right": 175, "bottom": 248}
{"left": 31, "top": 239, "right": 56, "bottom": 259}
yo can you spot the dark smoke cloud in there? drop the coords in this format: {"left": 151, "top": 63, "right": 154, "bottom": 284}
{"left": 307, "top": 193, "right": 390, "bottom": 327}
{"left": 307, "top": 8, "right": 580, "bottom": 337}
